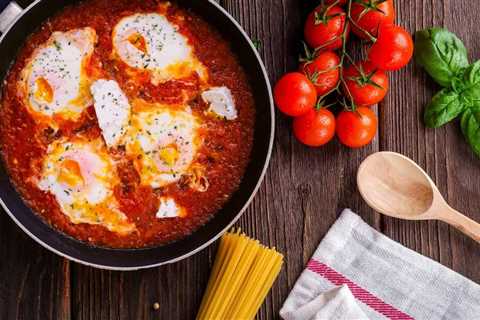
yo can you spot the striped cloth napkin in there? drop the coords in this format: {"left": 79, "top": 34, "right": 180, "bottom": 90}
{"left": 280, "top": 209, "right": 480, "bottom": 320}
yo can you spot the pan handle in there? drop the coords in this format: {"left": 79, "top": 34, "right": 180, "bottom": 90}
{"left": 0, "top": 1, "right": 24, "bottom": 35}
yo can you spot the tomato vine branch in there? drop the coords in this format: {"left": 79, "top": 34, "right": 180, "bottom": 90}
{"left": 314, "top": 0, "right": 378, "bottom": 111}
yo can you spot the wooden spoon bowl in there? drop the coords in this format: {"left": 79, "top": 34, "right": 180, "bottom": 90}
{"left": 357, "top": 152, "right": 480, "bottom": 243}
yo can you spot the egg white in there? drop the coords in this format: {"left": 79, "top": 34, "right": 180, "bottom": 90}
{"left": 91, "top": 79, "right": 131, "bottom": 148}
{"left": 38, "top": 137, "right": 135, "bottom": 235}
{"left": 202, "top": 86, "right": 237, "bottom": 120}
{"left": 19, "top": 27, "right": 97, "bottom": 126}
{"left": 156, "top": 197, "right": 186, "bottom": 218}
{"left": 112, "top": 13, "right": 208, "bottom": 84}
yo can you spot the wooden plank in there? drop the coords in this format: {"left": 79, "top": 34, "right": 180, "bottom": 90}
{"left": 0, "top": 213, "right": 70, "bottom": 320}
{"left": 71, "top": 249, "right": 215, "bottom": 319}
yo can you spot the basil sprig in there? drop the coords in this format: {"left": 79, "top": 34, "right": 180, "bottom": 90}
{"left": 415, "top": 28, "right": 480, "bottom": 156}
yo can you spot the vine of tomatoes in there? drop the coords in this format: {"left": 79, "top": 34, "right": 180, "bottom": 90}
{"left": 274, "top": 0, "right": 413, "bottom": 148}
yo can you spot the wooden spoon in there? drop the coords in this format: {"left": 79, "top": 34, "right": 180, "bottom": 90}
{"left": 357, "top": 151, "right": 480, "bottom": 243}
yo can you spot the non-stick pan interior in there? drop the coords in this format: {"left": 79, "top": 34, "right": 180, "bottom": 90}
{"left": 0, "top": 0, "right": 273, "bottom": 269}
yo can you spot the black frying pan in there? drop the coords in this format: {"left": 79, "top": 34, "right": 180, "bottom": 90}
{"left": 0, "top": 0, "right": 274, "bottom": 270}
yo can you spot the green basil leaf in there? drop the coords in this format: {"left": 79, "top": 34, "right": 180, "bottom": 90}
{"left": 415, "top": 28, "right": 469, "bottom": 87}
{"left": 424, "top": 88, "right": 465, "bottom": 128}
{"left": 459, "top": 60, "right": 480, "bottom": 103}
{"left": 461, "top": 108, "right": 480, "bottom": 157}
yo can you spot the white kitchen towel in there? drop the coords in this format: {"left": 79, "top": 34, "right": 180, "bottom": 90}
{"left": 281, "top": 284, "right": 368, "bottom": 320}
{"left": 280, "top": 209, "right": 480, "bottom": 320}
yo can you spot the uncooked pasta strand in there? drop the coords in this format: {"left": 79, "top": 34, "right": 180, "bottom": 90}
{"left": 196, "top": 231, "right": 283, "bottom": 320}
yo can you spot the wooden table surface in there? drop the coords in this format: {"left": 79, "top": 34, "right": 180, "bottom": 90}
{"left": 2, "top": 0, "right": 480, "bottom": 319}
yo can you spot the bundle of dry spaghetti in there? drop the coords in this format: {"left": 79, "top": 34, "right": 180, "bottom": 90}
{"left": 197, "top": 230, "right": 284, "bottom": 320}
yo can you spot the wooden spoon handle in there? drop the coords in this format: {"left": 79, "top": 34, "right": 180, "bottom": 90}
{"left": 439, "top": 208, "right": 480, "bottom": 243}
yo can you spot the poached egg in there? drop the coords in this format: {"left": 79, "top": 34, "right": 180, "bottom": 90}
{"left": 112, "top": 13, "right": 208, "bottom": 84}
{"left": 38, "top": 136, "right": 135, "bottom": 235}
{"left": 19, "top": 27, "right": 97, "bottom": 127}
{"left": 123, "top": 100, "right": 203, "bottom": 188}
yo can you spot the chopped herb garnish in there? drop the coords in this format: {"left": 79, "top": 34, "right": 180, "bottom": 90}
{"left": 53, "top": 40, "right": 62, "bottom": 51}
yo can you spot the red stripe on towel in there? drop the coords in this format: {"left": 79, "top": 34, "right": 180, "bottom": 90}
{"left": 307, "top": 259, "right": 414, "bottom": 320}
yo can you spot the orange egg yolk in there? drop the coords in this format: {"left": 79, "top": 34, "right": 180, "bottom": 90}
{"left": 158, "top": 145, "right": 179, "bottom": 166}
{"left": 58, "top": 159, "right": 84, "bottom": 187}
{"left": 128, "top": 33, "right": 148, "bottom": 53}
{"left": 34, "top": 77, "right": 54, "bottom": 103}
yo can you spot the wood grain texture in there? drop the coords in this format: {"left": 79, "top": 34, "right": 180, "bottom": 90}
{"left": 0, "top": 214, "right": 70, "bottom": 320}
{"left": 1, "top": 0, "right": 480, "bottom": 319}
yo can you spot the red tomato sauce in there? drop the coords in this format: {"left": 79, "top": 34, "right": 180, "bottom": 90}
{"left": 0, "top": 0, "right": 255, "bottom": 248}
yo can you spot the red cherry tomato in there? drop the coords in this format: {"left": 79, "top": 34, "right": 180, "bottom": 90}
{"left": 293, "top": 108, "right": 336, "bottom": 147}
{"left": 336, "top": 107, "right": 377, "bottom": 148}
{"left": 351, "top": 0, "right": 395, "bottom": 39}
{"left": 274, "top": 72, "right": 317, "bottom": 117}
{"left": 343, "top": 61, "right": 389, "bottom": 107}
{"left": 368, "top": 24, "right": 413, "bottom": 71}
{"left": 304, "top": 5, "right": 348, "bottom": 51}
{"left": 300, "top": 51, "right": 340, "bottom": 96}
{"left": 325, "top": 0, "right": 347, "bottom": 5}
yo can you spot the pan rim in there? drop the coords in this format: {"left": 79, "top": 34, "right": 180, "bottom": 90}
{"left": 0, "top": 0, "right": 275, "bottom": 270}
